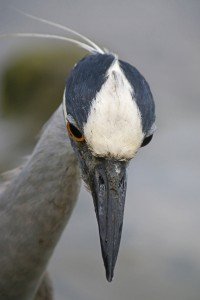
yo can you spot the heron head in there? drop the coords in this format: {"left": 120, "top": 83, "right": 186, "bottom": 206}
{"left": 63, "top": 53, "right": 156, "bottom": 281}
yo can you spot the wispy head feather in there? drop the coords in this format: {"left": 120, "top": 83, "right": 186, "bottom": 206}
{"left": 0, "top": 6, "right": 105, "bottom": 54}
{"left": 0, "top": 32, "right": 98, "bottom": 53}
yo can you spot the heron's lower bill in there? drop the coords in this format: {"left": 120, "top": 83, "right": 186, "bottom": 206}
{"left": 91, "top": 160, "right": 127, "bottom": 282}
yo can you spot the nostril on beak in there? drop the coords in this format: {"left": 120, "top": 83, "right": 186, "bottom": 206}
{"left": 99, "top": 174, "right": 105, "bottom": 186}
{"left": 94, "top": 167, "right": 106, "bottom": 192}
{"left": 119, "top": 174, "right": 126, "bottom": 190}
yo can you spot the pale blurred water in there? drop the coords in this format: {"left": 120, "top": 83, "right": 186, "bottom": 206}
{"left": 0, "top": 1, "right": 200, "bottom": 300}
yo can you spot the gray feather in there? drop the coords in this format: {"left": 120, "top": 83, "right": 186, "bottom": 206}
{"left": 0, "top": 105, "right": 81, "bottom": 299}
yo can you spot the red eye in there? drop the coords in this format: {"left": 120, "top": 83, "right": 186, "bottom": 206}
{"left": 67, "top": 122, "right": 85, "bottom": 142}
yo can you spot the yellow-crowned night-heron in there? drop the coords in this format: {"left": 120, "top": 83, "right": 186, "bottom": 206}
{"left": 0, "top": 11, "right": 156, "bottom": 300}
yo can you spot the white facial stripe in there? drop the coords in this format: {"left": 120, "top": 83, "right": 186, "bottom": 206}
{"left": 62, "top": 88, "right": 68, "bottom": 121}
{"left": 147, "top": 123, "right": 157, "bottom": 136}
{"left": 84, "top": 59, "right": 144, "bottom": 160}
{"left": 62, "top": 90, "right": 78, "bottom": 127}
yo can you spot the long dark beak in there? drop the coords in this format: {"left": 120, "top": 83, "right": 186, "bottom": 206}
{"left": 91, "top": 159, "right": 127, "bottom": 282}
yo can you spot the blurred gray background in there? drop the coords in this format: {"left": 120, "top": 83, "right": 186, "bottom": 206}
{"left": 0, "top": 1, "right": 200, "bottom": 299}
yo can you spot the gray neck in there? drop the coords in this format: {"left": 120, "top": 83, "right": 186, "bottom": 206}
{"left": 0, "top": 105, "right": 81, "bottom": 300}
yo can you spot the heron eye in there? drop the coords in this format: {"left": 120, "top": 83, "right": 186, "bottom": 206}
{"left": 67, "top": 122, "right": 85, "bottom": 142}
{"left": 141, "top": 134, "right": 153, "bottom": 147}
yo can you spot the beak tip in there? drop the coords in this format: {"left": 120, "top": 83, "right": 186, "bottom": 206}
{"left": 106, "top": 270, "right": 114, "bottom": 282}
{"left": 103, "top": 252, "right": 115, "bottom": 282}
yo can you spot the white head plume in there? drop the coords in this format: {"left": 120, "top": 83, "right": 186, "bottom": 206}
{"left": 0, "top": 7, "right": 105, "bottom": 54}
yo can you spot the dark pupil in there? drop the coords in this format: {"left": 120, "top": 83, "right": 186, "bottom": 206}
{"left": 69, "top": 123, "right": 83, "bottom": 139}
{"left": 141, "top": 134, "right": 153, "bottom": 147}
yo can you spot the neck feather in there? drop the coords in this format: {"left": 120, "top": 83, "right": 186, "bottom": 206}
{"left": 0, "top": 105, "right": 81, "bottom": 300}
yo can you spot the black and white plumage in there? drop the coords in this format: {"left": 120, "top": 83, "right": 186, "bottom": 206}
{"left": 0, "top": 10, "right": 156, "bottom": 299}
{"left": 64, "top": 53, "right": 155, "bottom": 158}
{"left": 63, "top": 52, "right": 155, "bottom": 281}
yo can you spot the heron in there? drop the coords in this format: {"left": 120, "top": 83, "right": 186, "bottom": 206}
{"left": 0, "top": 10, "right": 156, "bottom": 300}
